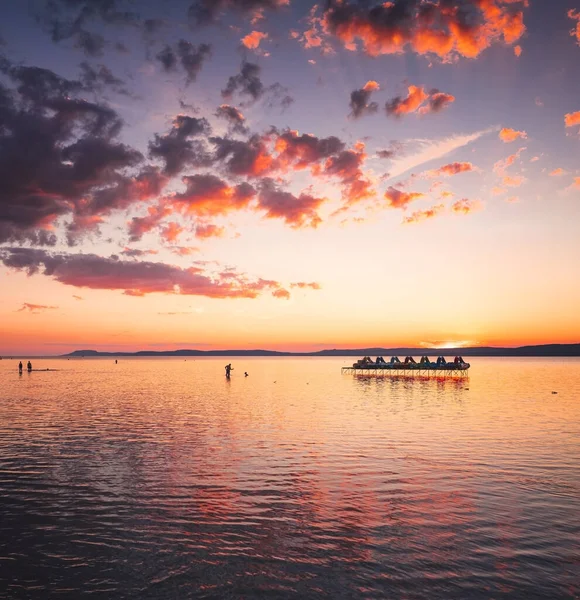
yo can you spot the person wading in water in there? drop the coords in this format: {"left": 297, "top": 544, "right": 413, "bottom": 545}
{"left": 225, "top": 364, "right": 233, "bottom": 379}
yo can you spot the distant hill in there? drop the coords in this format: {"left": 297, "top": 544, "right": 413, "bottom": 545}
{"left": 63, "top": 344, "right": 580, "bottom": 357}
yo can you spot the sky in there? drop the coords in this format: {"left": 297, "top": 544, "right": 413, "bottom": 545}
{"left": 0, "top": 0, "right": 579, "bottom": 355}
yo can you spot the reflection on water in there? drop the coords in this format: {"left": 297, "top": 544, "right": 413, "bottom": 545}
{"left": 1, "top": 357, "right": 579, "bottom": 598}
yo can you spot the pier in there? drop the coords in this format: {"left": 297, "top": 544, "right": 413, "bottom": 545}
{"left": 342, "top": 355, "right": 470, "bottom": 379}
{"left": 341, "top": 366, "right": 469, "bottom": 379}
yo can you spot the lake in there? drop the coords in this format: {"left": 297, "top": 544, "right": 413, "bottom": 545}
{"left": 1, "top": 357, "right": 579, "bottom": 598}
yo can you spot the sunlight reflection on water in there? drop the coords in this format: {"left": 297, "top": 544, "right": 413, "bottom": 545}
{"left": 1, "top": 357, "right": 579, "bottom": 598}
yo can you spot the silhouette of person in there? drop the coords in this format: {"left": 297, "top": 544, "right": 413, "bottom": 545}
{"left": 225, "top": 364, "right": 233, "bottom": 379}
{"left": 244, "top": 372, "right": 248, "bottom": 377}
{"left": 115, "top": 359, "right": 118, "bottom": 364}
{"left": 18, "top": 361, "right": 23, "bottom": 374}
{"left": 27, "top": 361, "right": 32, "bottom": 372}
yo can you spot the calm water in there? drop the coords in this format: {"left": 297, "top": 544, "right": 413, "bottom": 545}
{"left": 0, "top": 357, "right": 579, "bottom": 599}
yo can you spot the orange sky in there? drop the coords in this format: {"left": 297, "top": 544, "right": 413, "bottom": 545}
{"left": 1, "top": 0, "right": 579, "bottom": 354}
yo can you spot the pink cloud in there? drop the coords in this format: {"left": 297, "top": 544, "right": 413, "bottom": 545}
{"left": 384, "top": 187, "right": 425, "bottom": 209}
{"left": 241, "top": 31, "right": 269, "bottom": 50}
{"left": 403, "top": 204, "right": 445, "bottom": 224}
{"left": 499, "top": 128, "right": 527, "bottom": 143}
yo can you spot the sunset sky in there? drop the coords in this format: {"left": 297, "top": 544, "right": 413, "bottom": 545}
{"left": 1, "top": 0, "right": 579, "bottom": 355}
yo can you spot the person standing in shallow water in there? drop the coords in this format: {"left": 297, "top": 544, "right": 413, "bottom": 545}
{"left": 27, "top": 361, "right": 32, "bottom": 372}
{"left": 225, "top": 364, "right": 233, "bottom": 379}
{"left": 18, "top": 361, "right": 23, "bottom": 374}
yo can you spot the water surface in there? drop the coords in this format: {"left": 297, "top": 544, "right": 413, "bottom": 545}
{"left": 1, "top": 357, "right": 579, "bottom": 598}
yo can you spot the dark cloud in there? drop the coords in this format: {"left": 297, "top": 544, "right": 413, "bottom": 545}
{"left": 73, "top": 29, "right": 106, "bottom": 56}
{"left": 377, "top": 141, "right": 404, "bottom": 160}
{"left": 143, "top": 18, "right": 164, "bottom": 35}
{"left": 211, "top": 135, "right": 274, "bottom": 177}
{"left": 257, "top": 178, "right": 325, "bottom": 228}
{"left": 156, "top": 45, "right": 178, "bottom": 71}
{"left": 178, "top": 40, "right": 212, "bottom": 84}
{"left": 37, "top": 0, "right": 139, "bottom": 56}
{"left": 120, "top": 248, "right": 158, "bottom": 258}
{"left": 188, "top": 0, "right": 289, "bottom": 26}
{"left": 0, "top": 246, "right": 286, "bottom": 299}
{"left": 320, "top": 0, "right": 527, "bottom": 60}
{"left": 156, "top": 40, "right": 212, "bottom": 84}
{"left": 264, "top": 82, "right": 295, "bottom": 111}
{"left": 149, "top": 115, "right": 212, "bottom": 176}
{"left": 216, "top": 104, "right": 248, "bottom": 134}
{"left": 427, "top": 90, "right": 455, "bottom": 113}
{"left": 222, "top": 61, "right": 264, "bottom": 101}
{"left": 274, "top": 129, "right": 345, "bottom": 170}
{"left": 79, "top": 61, "right": 131, "bottom": 96}
{"left": 322, "top": 143, "right": 374, "bottom": 206}
{"left": 349, "top": 81, "right": 380, "bottom": 119}
{"left": 0, "top": 59, "right": 148, "bottom": 244}
{"left": 222, "top": 62, "right": 293, "bottom": 109}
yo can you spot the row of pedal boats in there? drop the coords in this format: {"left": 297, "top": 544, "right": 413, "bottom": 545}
{"left": 352, "top": 356, "right": 470, "bottom": 371}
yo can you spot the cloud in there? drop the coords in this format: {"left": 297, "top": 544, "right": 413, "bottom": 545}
{"left": 188, "top": 0, "right": 289, "bottom": 26}
{"left": 319, "top": 0, "right": 528, "bottom": 60}
{"left": 170, "top": 174, "right": 255, "bottom": 217}
{"left": 0, "top": 247, "right": 288, "bottom": 299}
{"left": 149, "top": 115, "right": 212, "bottom": 176}
{"left": 257, "top": 178, "right": 325, "bottom": 228}
{"left": 502, "top": 175, "right": 525, "bottom": 187}
{"left": 79, "top": 61, "right": 131, "bottom": 96}
{"left": 549, "top": 168, "right": 566, "bottom": 177}
{"left": 565, "top": 177, "right": 580, "bottom": 192}
{"left": 569, "top": 9, "right": 580, "bottom": 45}
{"left": 493, "top": 147, "right": 526, "bottom": 176}
{"left": 386, "top": 85, "right": 428, "bottom": 116}
{"left": 215, "top": 104, "right": 248, "bottom": 134}
{"left": 452, "top": 198, "right": 483, "bottom": 214}
{"left": 73, "top": 294, "right": 83, "bottom": 300}
{"left": 403, "top": 203, "right": 445, "bottom": 224}
{"left": 120, "top": 248, "right": 159, "bottom": 258}
{"left": 241, "top": 31, "right": 269, "bottom": 49}
{"left": 425, "top": 162, "right": 475, "bottom": 178}
{"left": 160, "top": 221, "right": 184, "bottom": 243}
{"left": 16, "top": 302, "right": 58, "bottom": 313}
{"left": 323, "top": 142, "right": 374, "bottom": 206}
{"left": 349, "top": 80, "right": 380, "bottom": 119}
{"left": 195, "top": 223, "right": 226, "bottom": 239}
{"left": 0, "top": 60, "right": 151, "bottom": 244}
{"left": 564, "top": 110, "right": 580, "bottom": 128}
{"left": 387, "top": 129, "right": 492, "bottom": 180}
{"left": 221, "top": 62, "right": 293, "bottom": 108}
{"left": 514, "top": 44, "right": 522, "bottom": 57}
{"left": 290, "top": 282, "right": 321, "bottom": 290}
{"left": 274, "top": 129, "right": 345, "bottom": 170}
{"left": 222, "top": 61, "right": 265, "bottom": 101}
{"left": 499, "top": 127, "right": 527, "bottom": 142}
{"left": 384, "top": 187, "right": 425, "bottom": 210}
{"left": 156, "top": 41, "right": 212, "bottom": 85}
{"left": 128, "top": 204, "right": 172, "bottom": 242}
{"left": 272, "top": 288, "right": 290, "bottom": 299}
{"left": 35, "top": 0, "right": 138, "bottom": 56}
{"left": 211, "top": 135, "right": 275, "bottom": 176}
{"left": 376, "top": 141, "right": 404, "bottom": 161}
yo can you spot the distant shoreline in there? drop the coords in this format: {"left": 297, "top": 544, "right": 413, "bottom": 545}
{"left": 2, "top": 343, "right": 579, "bottom": 359}
{"left": 53, "top": 343, "right": 580, "bottom": 358}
